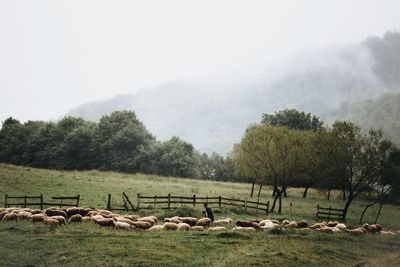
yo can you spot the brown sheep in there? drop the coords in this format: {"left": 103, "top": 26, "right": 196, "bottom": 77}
{"left": 164, "top": 217, "right": 182, "bottom": 224}
{"left": 17, "top": 211, "right": 32, "bottom": 221}
{"left": 45, "top": 209, "right": 67, "bottom": 218}
{"left": 178, "top": 217, "right": 198, "bottom": 226}
{"left": 370, "top": 224, "right": 382, "bottom": 233}
{"left": 123, "top": 215, "right": 140, "bottom": 221}
{"left": 115, "top": 217, "right": 134, "bottom": 225}
{"left": 2, "top": 213, "right": 18, "bottom": 222}
{"left": 30, "top": 213, "right": 46, "bottom": 223}
{"left": 94, "top": 218, "right": 115, "bottom": 227}
{"left": 68, "top": 214, "right": 83, "bottom": 223}
{"left": 236, "top": 221, "right": 261, "bottom": 230}
{"left": 310, "top": 222, "right": 327, "bottom": 229}
{"left": 163, "top": 222, "right": 179, "bottom": 231}
{"left": 133, "top": 221, "right": 152, "bottom": 230}
{"left": 43, "top": 218, "right": 62, "bottom": 226}
{"left": 49, "top": 216, "right": 66, "bottom": 225}
{"left": 282, "top": 219, "right": 290, "bottom": 226}
{"left": 296, "top": 220, "right": 308, "bottom": 228}
{"left": 327, "top": 221, "right": 339, "bottom": 227}
{"left": 284, "top": 221, "right": 297, "bottom": 228}
{"left": 30, "top": 209, "right": 43, "bottom": 215}
{"left": 196, "top": 218, "right": 211, "bottom": 227}
{"left": 177, "top": 223, "right": 190, "bottom": 231}
{"left": 0, "top": 211, "right": 9, "bottom": 221}
{"left": 138, "top": 217, "right": 155, "bottom": 226}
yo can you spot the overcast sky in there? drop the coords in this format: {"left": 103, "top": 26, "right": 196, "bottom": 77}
{"left": 1, "top": 0, "right": 399, "bottom": 123}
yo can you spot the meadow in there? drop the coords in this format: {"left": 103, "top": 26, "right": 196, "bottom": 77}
{"left": 1, "top": 163, "right": 400, "bottom": 266}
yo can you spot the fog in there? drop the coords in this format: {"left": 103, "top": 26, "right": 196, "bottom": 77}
{"left": 1, "top": 0, "right": 400, "bottom": 123}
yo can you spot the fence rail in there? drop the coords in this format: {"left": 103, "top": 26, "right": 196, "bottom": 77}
{"left": 4, "top": 194, "right": 80, "bottom": 209}
{"left": 316, "top": 205, "right": 345, "bottom": 221}
{"left": 136, "top": 194, "right": 270, "bottom": 214}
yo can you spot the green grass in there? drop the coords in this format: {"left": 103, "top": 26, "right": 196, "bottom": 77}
{"left": 1, "top": 163, "right": 400, "bottom": 266}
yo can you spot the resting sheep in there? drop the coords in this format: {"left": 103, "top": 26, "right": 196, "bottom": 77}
{"left": 208, "top": 226, "right": 227, "bottom": 232}
{"left": 190, "top": 226, "right": 205, "bottom": 231}
{"left": 147, "top": 225, "right": 165, "bottom": 232}
{"left": 236, "top": 221, "right": 261, "bottom": 230}
{"left": 233, "top": 226, "right": 256, "bottom": 232}
{"left": 344, "top": 228, "right": 366, "bottom": 235}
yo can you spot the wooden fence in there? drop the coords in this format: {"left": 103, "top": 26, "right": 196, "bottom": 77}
{"left": 106, "top": 192, "right": 135, "bottom": 212}
{"left": 137, "top": 194, "right": 270, "bottom": 214}
{"left": 4, "top": 194, "right": 80, "bottom": 209}
{"left": 316, "top": 205, "right": 345, "bottom": 221}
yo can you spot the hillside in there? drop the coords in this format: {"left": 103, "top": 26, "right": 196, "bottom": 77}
{"left": 67, "top": 31, "right": 400, "bottom": 154}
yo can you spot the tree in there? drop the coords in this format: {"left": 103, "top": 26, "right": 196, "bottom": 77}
{"left": 261, "top": 109, "right": 323, "bottom": 132}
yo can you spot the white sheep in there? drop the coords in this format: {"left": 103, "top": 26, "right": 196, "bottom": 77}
{"left": 233, "top": 226, "right": 256, "bottom": 232}
{"left": 213, "top": 218, "right": 233, "bottom": 226}
{"left": 208, "top": 226, "right": 227, "bottom": 232}
{"left": 114, "top": 221, "right": 132, "bottom": 230}
{"left": 147, "top": 225, "right": 165, "bottom": 232}
{"left": 177, "top": 223, "right": 190, "bottom": 231}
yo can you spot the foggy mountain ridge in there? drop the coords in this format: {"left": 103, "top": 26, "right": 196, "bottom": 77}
{"left": 67, "top": 31, "right": 400, "bottom": 154}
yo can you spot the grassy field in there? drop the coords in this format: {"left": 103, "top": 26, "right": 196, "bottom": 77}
{"left": 1, "top": 163, "right": 400, "bottom": 266}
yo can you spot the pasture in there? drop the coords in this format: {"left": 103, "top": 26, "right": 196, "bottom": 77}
{"left": 1, "top": 163, "right": 400, "bottom": 266}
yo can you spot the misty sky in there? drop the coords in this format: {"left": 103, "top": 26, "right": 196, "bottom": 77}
{"left": 1, "top": 0, "right": 400, "bottom": 123}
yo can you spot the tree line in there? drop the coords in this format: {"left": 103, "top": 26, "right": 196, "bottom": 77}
{"left": 232, "top": 109, "right": 400, "bottom": 219}
{"left": 0, "top": 111, "right": 235, "bottom": 180}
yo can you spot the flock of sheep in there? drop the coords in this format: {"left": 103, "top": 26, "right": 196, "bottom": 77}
{"left": 0, "top": 206, "right": 398, "bottom": 236}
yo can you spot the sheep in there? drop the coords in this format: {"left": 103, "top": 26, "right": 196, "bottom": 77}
{"left": 379, "top": 231, "right": 395, "bottom": 236}
{"left": 0, "top": 208, "right": 5, "bottom": 213}
{"left": 43, "top": 218, "right": 62, "bottom": 225}
{"left": 45, "top": 209, "right": 67, "bottom": 218}
{"left": 123, "top": 215, "right": 140, "bottom": 221}
{"left": 92, "top": 215, "right": 104, "bottom": 221}
{"left": 362, "top": 223, "right": 370, "bottom": 232}
{"left": 30, "top": 213, "right": 46, "bottom": 223}
{"left": 190, "top": 226, "right": 205, "bottom": 231}
{"left": 282, "top": 219, "right": 290, "bottom": 226}
{"left": 296, "top": 220, "right": 308, "bottom": 228}
{"left": 327, "top": 221, "right": 339, "bottom": 227}
{"left": 233, "top": 226, "right": 256, "bottom": 232}
{"left": 138, "top": 217, "right": 155, "bottom": 226}
{"left": 259, "top": 219, "right": 270, "bottom": 226}
{"left": 236, "top": 221, "right": 261, "bottom": 230}
{"left": 177, "top": 223, "right": 190, "bottom": 231}
{"left": 370, "top": 224, "right": 382, "bottom": 233}
{"left": 2, "top": 213, "right": 18, "bottom": 222}
{"left": 284, "top": 221, "right": 297, "bottom": 228}
{"left": 316, "top": 227, "right": 334, "bottom": 234}
{"left": 164, "top": 217, "right": 182, "bottom": 224}
{"left": 49, "top": 216, "right": 66, "bottom": 225}
{"left": 261, "top": 221, "right": 278, "bottom": 230}
{"left": 114, "top": 221, "right": 132, "bottom": 230}
{"left": 68, "top": 214, "right": 83, "bottom": 223}
{"left": 0, "top": 211, "right": 9, "bottom": 221}
{"left": 81, "top": 216, "right": 92, "bottom": 222}
{"left": 30, "top": 209, "right": 43, "bottom": 215}
{"left": 196, "top": 218, "right": 211, "bottom": 227}
{"left": 94, "top": 218, "right": 115, "bottom": 227}
{"left": 178, "top": 217, "right": 198, "bottom": 226}
{"left": 115, "top": 217, "right": 134, "bottom": 225}
{"left": 208, "top": 226, "right": 227, "bottom": 232}
{"left": 163, "top": 222, "right": 179, "bottom": 231}
{"left": 310, "top": 222, "right": 327, "bottom": 230}
{"left": 296, "top": 227, "right": 313, "bottom": 233}
{"left": 344, "top": 228, "right": 366, "bottom": 236}
{"left": 335, "top": 223, "right": 347, "bottom": 231}
{"left": 133, "top": 221, "right": 152, "bottom": 230}
{"left": 147, "top": 225, "right": 165, "bottom": 232}
{"left": 17, "top": 211, "right": 32, "bottom": 221}
{"left": 213, "top": 218, "right": 233, "bottom": 226}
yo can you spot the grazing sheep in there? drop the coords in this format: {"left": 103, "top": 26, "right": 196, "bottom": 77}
{"left": 133, "top": 221, "right": 152, "bottom": 230}
{"left": 92, "top": 215, "right": 104, "bottom": 221}
{"left": 82, "top": 216, "right": 92, "bottom": 222}
{"left": 179, "top": 217, "right": 198, "bottom": 226}
{"left": 196, "top": 218, "right": 211, "bottom": 227}
{"left": 123, "top": 215, "right": 140, "bottom": 221}
{"left": 370, "top": 224, "right": 382, "bottom": 233}
{"left": 297, "top": 227, "right": 313, "bottom": 233}
{"left": 30, "top": 213, "right": 46, "bottom": 223}
{"left": 177, "top": 223, "right": 190, "bottom": 231}
{"left": 213, "top": 218, "right": 233, "bottom": 226}
{"left": 43, "top": 218, "right": 62, "bottom": 226}
{"left": 208, "top": 226, "right": 227, "bottom": 232}
{"left": 282, "top": 220, "right": 290, "bottom": 226}
{"left": 115, "top": 217, "right": 134, "bottom": 225}
{"left": 259, "top": 220, "right": 270, "bottom": 226}
{"left": 114, "top": 221, "right": 132, "bottom": 230}
{"left": 147, "top": 225, "right": 165, "bottom": 232}
{"left": 362, "top": 223, "right": 370, "bottom": 232}
{"left": 284, "top": 221, "right": 297, "bottom": 228}
{"left": 344, "top": 228, "right": 366, "bottom": 236}
{"left": 296, "top": 220, "right": 308, "bottom": 228}
{"left": 261, "top": 221, "right": 278, "bottom": 230}
{"left": 68, "top": 214, "right": 83, "bottom": 223}
{"left": 163, "top": 222, "right": 179, "bottom": 231}
{"left": 233, "top": 226, "right": 256, "bottom": 232}
{"left": 190, "top": 226, "right": 205, "bottom": 231}
{"left": 0, "top": 208, "right": 5, "bottom": 213}
{"left": 0, "top": 211, "right": 9, "bottom": 221}
{"left": 94, "top": 218, "right": 115, "bottom": 227}
{"left": 66, "top": 207, "right": 81, "bottom": 217}
{"left": 310, "top": 222, "right": 327, "bottom": 230}
{"left": 45, "top": 209, "right": 67, "bottom": 218}
{"left": 327, "top": 221, "right": 339, "bottom": 227}
{"left": 49, "top": 216, "right": 66, "bottom": 225}
{"left": 17, "top": 211, "right": 32, "bottom": 221}
{"left": 2, "top": 213, "right": 18, "bottom": 222}
{"left": 379, "top": 231, "right": 395, "bottom": 236}
{"left": 30, "top": 209, "right": 42, "bottom": 215}
{"left": 236, "top": 221, "right": 261, "bottom": 230}
{"left": 138, "top": 217, "right": 155, "bottom": 226}
{"left": 335, "top": 223, "right": 347, "bottom": 231}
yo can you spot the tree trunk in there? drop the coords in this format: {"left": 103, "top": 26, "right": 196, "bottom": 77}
{"left": 250, "top": 182, "right": 255, "bottom": 197}
{"left": 359, "top": 203, "right": 374, "bottom": 224}
{"left": 278, "top": 191, "right": 282, "bottom": 213}
{"left": 342, "top": 194, "right": 354, "bottom": 221}
{"left": 257, "top": 184, "right": 262, "bottom": 198}
{"left": 375, "top": 200, "right": 383, "bottom": 224}
{"left": 342, "top": 187, "right": 346, "bottom": 201}
{"left": 272, "top": 183, "right": 278, "bottom": 197}
{"left": 283, "top": 186, "right": 287, "bottom": 198}
{"left": 327, "top": 189, "right": 331, "bottom": 200}
{"left": 270, "top": 193, "right": 279, "bottom": 213}
{"left": 303, "top": 185, "right": 310, "bottom": 198}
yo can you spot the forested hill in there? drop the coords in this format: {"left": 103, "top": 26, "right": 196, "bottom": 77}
{"left": 67, "top": 31, "right": 400, "bottom": 153}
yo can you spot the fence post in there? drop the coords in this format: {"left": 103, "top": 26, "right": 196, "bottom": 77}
{"left": 40, "top": 194, "right": 44, "bottom": 210}
{"left": 290, "top": 202, "right": 293, "bottom": 219}
{"left": 167, "top": 194, "right": 171, "bottom": 210}
{"left": 193, "top": 195, "right": 196, "bottom": 207}
{"left": 4, "top": 194, "right": 7, "bottom": 208}
{"left": 266, "top": 201, "right": 270, "bottom": 215}
{"left": 218, "top": 196, "right": 221, "bottom": 208}
{"left": 76, "top": 195, "right": 80, "bottom": 207}
{"left": 256, "top": 198, "right": 259, "bottom": 214}
{"left": 107, "top": 194, "right": 112, "bottom": 210}
{"left": 136, "top": 194, "right": 140, "bottom": 211}
{"left": 24, "top": 195, "right": 27, "bottom": 208}
{"left": 245, "top": 198, "right": 247, "bottom": 211}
